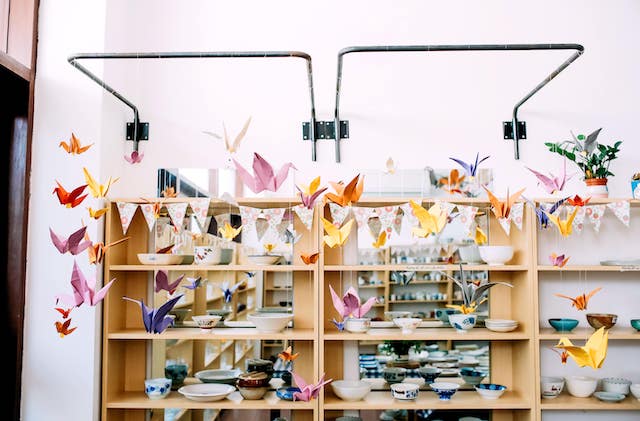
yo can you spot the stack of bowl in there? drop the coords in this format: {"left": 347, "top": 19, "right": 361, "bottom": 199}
{"left": 484, "top": 319, "right": 518, "bottom": 332}
{"left": 237, "top": 371, "right": 270, "bottom": 400}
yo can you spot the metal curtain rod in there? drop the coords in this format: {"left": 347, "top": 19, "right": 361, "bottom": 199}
{"left": 68, "top": 51, "right": 318, "bottom": 158}
{"left": 335, "top": 43, "right": 584, "bottom": 161}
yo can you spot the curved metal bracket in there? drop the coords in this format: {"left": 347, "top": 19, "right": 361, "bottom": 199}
{"left": 335, "top": 44, "right": 584, "bottom": 161}
{"left": 68, "top": 51, "right": 317, "bottom": 157}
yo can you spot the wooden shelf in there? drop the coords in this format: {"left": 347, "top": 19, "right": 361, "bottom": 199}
{"left": 390, "top": 280, "right": 450, "bottom": 285}
{"left": 265, "top": 287, "right": 292, "bottom": 291}
{"left": 540, "top": 393, "right": 640, "bottom": 410}
{"left": 323, "top": 327, "right": 529, "bottom": 341}
{"left": 109, "top": 264, "right": 314, "bottom": 272}
{"left": 388, "top": 299, "right": 448, "bottom": 304}
{"left": 539, "top": 327, "right": 640, "bottom": 340}
{"left": 204, "top": 342, "right": 234, "bottom": 367}
{"left": 237, "top": 286, "right": 256, "bottom": 294}
{"left": 358, "top": 284, "right": 385, "bottom": 289}
{"left": 107, "top": 390, "right": 315, "bottom": 409}
{"left": 325, "top": 264, "right": 528, "bottom": 271}
{"left": 108, "top": 328, "right": 315, "bottom": 340}
{"left": 235, "top": 344, "right": 254, "bottom": 361}
{"left": 538, "top": 265, "right": 640, "bottom": 272}
{"left": 323, "top": 390, "right": 530, "bottom": 410}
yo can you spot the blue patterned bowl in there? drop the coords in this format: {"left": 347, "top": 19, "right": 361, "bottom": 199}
{"left": 276, "top": 387, "right": 301, "bottom": 401}
{"left": 430, "top": 382, "right": 460, "bottom": 401}
{"left": 417, "top": 366, "right": 442, "bottom": 384}
{"left": 475, "top": 383, "right": 507, "bottom": 399}
{"left": 435, "top": 308, "right": 460, "bottom": 324}
{"left": 549, "top": 318, "right": 579, "bottom": 333}
{"left": 460, "top": 368, "right": 487, "bottom": 386}
{"left": 630, "top": 319, "right": 640, "bottom": 331}
{"left": 448, "top": 314, "right": 477, "bottom": 333}
{"left": 145, "top": 378, "right": 172, "bottom": 400}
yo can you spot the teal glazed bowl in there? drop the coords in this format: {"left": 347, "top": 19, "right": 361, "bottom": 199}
{"left": 631, "top": 319, "right": 640, "bottom": 331}
{"left": 549, "top": 318, "right": 579, "bottom": 333}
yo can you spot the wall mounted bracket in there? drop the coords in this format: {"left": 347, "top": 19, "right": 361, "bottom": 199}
{"left": 302, "top": 120, "right": 349, "bottom": 141}
{"left": 335, "top": 43, "right": 584, "bottom": 161}
{"left": 126, "top": 121, "right": 149, "bottom": 142}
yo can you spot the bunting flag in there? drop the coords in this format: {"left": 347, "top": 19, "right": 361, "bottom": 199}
{"left": 214, "top": 213, "right": 231, "bottom": 231}
{"left": 456, "top": 205, "right": 478, "bottom": 236}
{"left": 367, "top": 215, "right": 382, "bottom": 238}
{"left": 166, "top": 203, "right": 188, "bottom": 232}
{"left": 511, "top": 202, "right": 524, "bottom": 231}
{"left": 140, "top": 202, "right": 159, "bottom": 231}
{"left": 375, "top": 205, "right": 399, "bottom": 232}
{"left": 498, "top": 217, "right": 512, "bottom": 236}
{"left": 292, "top": 204, "right": 314, "bottom": 230}
{"left": 438, "top": 202, "right": 457, "bottom": 217}
{"left": 239, "top": 206, "right": 261, "bottom": 229}
{"left": 116, "top": 202, "right": 139, "bottom": 235}
{"left": 352, "top": 206, "right": 373, "bottom": 229}
{"left": 606, "top": 200, "right": 630, "bottom": 227}
{"left": 568, "top": 205, "right": 586, "bottom": 233}
{"left": 329, "top": 202, "right": 351, "bottom": 226}
{"left": 188, "top": 198, "right": 210, "bottom": 229}
{"left": 399, "top": 201, "right": 419, "bottom": 227}
{"left": 255, "top": 217, "right": 269, "bottom": 240}
{"left": 585, "top": 204, "right": 606, "bottom": 232}
{"left": 262, "top": 208, "right": 286, "bottom": 232}
{"left": 392, "top": 207, "right": 404, "bottom": 235}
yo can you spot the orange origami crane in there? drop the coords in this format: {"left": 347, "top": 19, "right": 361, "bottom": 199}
{"left": 53, "top": 182, "right": 88, "bottom": 208}
{"left": 555, "top": 287, "right": 602, "bottom": 311}
{"left": 59, "top": 133, "right": 93, "bottom": 155}
{"left": 566, "top": 195, "right": 591, "bottom": 207}
{"left": 483, "top": 187, "right": 525, "bottom": 219}
{"left": 325, "top": 174, "right": 363, "bottom": 207}
{"left": 87, "top": 236, "right": 130, "bottom": 265}
{"left": 55, "top": 318, "right": 77, "bottom": 338}
{"left": 278, "top": 346, "right": 300, "bottom": 363}
{"left": 300, "top": 252, "right": 319, "bottom": 265}
{"left": 439, "top": 169, "right": 465, "bottom": 194}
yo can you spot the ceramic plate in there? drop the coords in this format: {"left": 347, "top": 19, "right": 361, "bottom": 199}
{"left": 137, "top": 253, "right": 184, "bottom": 265}
{"left": 178, "top": 383, "right": 235, "bottom": 401}
{"left": 600, "top": 259, "right": 640, "bottom": 266}
{"left": 594, "top": 391, "right": 625, "bottom": 402}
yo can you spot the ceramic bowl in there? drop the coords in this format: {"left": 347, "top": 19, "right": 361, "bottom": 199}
{"left": 478, "top": 246, "right": 514, "bottom": 265}
{"left": 177, "top": 383, "right": 235, "bottom": 402}
{"left": 193, "top": 246, "right": 221, "bottom": 265}
{"left": 435, "top": 308, "right": 459, "bottom": 324}
{"left": 384, "top": 311, "right": 412, "bottom": 321}
{"left": 540, "top": 376, "right": 564, "bottom": 399}
{"left": 382, "top": 367, "right": 407, "bottom": 384}
{"left": 344, "top": 317, "right": 371, "bottom": 333}
{"left": 602, "top": 377, "right": 632, "bottom": 395}
{"left": 246, "top": 254, "right": 281, "bottom": 265}
{"left": 331, "top": 380, "right": 371, "bottom": 401}
{"left": 484, "top": 319, "right": 518, "bottom": 333}
{"left": 458, "top": 245, "right": 482, "bottom": 263}
{"left": 475, "top": 384, "right": 507, "bottom": 399}
{"left": 630, "top": 319, "right": 640, "bottom": 331}
{"left": 192, "top": 315, "right": 221, "bottom": 332}
{"left": 195, "top": 369, "right": 241, "bottom": 385}
{"left": 238, "top": 385, "right": 268, "bottom": 400}
{"left": 169, "top": 308, "right": 192, "bottom": 324}
{"left": 586, "top": 313, "right": 617, "bottom": 330}
{"left": 417, "top": 366, "right": 442, "bottom": 384}
{"left": 630, "top": 384, "right": 640, "bottom": 400}
{"left": 276, "top": 387, "right": 300, "bottom": 401}
{"left": 165, "top": 364, "right": 188, "bottom": 390}
{"left": 390, "top": 383, "right": 419, "bottom": 400}
{"left": 237, "top": 371, "right": 270, "bottom": 388}
{"left": 594, "top": 391, "right": 625, "bottom": 403}
{"left": 448, "top": 313, "right": 477, "bottom": 333}
{"left": 548, "top": 318, "right": 579, "bottom": 333}
{"left": 246, "top": 359, "right": 274, "bottom": 377}
{"left": 460, "top": 368, "right": 487, "bottom": 386}
{"left": 430, "top": 382, "right": 460, "bottom": 401}
{"left": 144, "top": 378, "right": 172, "bottom": 400}
{"left": 247, "top": 313, "right": 293, "bottom": 333}
{"left": 137, "top": 253, "right": 184, "bottom": 265}
{"left": 565, "top": 376, "right": 598, "bottom": 398}
{"left": 206, "top": 308, "right": 232, "bottom": 320}
{"left": 393, "top": 317, "right": 422, "bottom": 334}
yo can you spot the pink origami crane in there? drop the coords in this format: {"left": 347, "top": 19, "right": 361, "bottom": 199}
{"left": 526, "top": 160, "right": 573, "bottom": 194}
{"left": 291, "top": 371, "right": 332, "bottom": 402}
{"left": 233, "top": 152, "right": 296, "bottom": 193}
{"left": 55, "top": 260, "right": 116, "bottom": 307}
{"left": 50, "top": 226, "right": 91, "bottom": 255}
{"left": 124, "top": 151, "right": 144, "bottom": 164}
{"left": 549, "top": 253, "right": 570, "bottom": 268}
{"left": 154, "top": 270, "right": 185, "bottom": 295}
{"left": 329, "top": 284, "right": 377, "bottom": 319}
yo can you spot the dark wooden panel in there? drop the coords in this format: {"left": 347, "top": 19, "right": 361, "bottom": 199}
{"left": 7, "top": 0, "right": 33, "bottom": 67}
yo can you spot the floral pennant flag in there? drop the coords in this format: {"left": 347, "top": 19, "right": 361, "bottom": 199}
{"left": 399, "top": 201, "right": 419, "bottom": 228}
{"left": 188, "top": 198, "right": 210, "bottom": 229}
{"left": 352, "top": 206, "right": 372, "bottom": 229}
{"left": 293, "top": 204, "right": 314, "bottom": 230}
{"left": 367, "top": 215, "right": 382, "bottom": 237}
{"left": 568, "top": 205, "right": 586, "bottom": 233}
{"left": 262, "top": 208, "right": 286, "bottom": 233}
{"left": 140, "top": 202, "right": 160, "bottom": 231}
{"left": 438, "top": 202, "right": 457, "bottom": 218}
{"left": 329, "top": 202, "right": 351, "bottom": 226}
{"left": 255, "top": 217, "right": 269, "bottom": 240}
{"left": 239, "top": 206, "right": 261, "bottom": 229}
{"left": 498, "top": 217, "right": 512, "bottom": 236}
{"left": 393, "top": 207, "right": 404, "bottom": 235}
{"left": 116, "top": 202, "right": 139, "bottom": 234}
{"left": 456, "top": 205, "right": 478, "bottom": 236}
{"left": 511, "top": 202, "right": 524, "bottom": 231}
{"left": 166, "top": 203, "right": 188, "bottom": 232}
{"left": 606, "top": 200, "right": 630, "bottom": 227}
{"left": 214, "top": 213, "right": 231, "bottom": 230}
{"left": 585, "top": 204, "right": 606, "bottom": 232}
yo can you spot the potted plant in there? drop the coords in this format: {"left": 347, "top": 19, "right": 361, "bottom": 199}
{"left": 632, "top": 173, "right": 640, "bottom": 199}
{"left": 544, "top": 128, "right": 622, "bottom": 198}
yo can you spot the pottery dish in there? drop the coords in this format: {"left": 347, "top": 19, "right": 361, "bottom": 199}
{"left": 430, "top": 382, "right": 460, "bottom": 401}
{"left": 448, "top": 313, "right": 477, "bottom": 333}
{"left": 144, "top": 378, "right": 172, "bottom": 400}
{"left": 484, "top": 319, "right": 518, "bottom": 332}
{"left": 565, "top": 376, "right": 597, "bottom": 398}
{"left": 178, "top": 383, "right": 235, "bottom": 402}
{"left": 602, "top": 377, "right": 631, "bottom": 395}
{"left": 475, "top": 384, "right": 507, "bottom": 399}
{"left": 630, "top": 319, "right": 640, "bottom": 331}
{"left": 393, "top": 317, "right": 422, "bottom": 334}
{"left": 478, "top": 246, "right": 513, "bottom": 265}
{"left": 238, "top": 385, "right": 268, "bottom": 400}
{"left": 540, "top": 376, "right": 564, "bottom": 399}
{"left": 137, "top": 253, "right": 184, "bottom": 265}
{"left": 195, "top": 369, "right": 241, "bottom": 385}
{"left": 237, "top": 371, "right": 270, "bottom": 388}
{"left": 390, "top": 383, "right": 419, "bottom": 400}
{"left": 384, "top": 311, "right": 412, "bottom": 321}
{"left": 246, "top": 254, "right": 281, "bottom": 265}
{"left": 331, "top": 380, "right": 371, "bottom": 401}
{"left": 631, "top": 384, "right": 640, "bottom": 400}
{"left": 382, "top": 367, "right": 407, "bottom": 384}
{"left": 247, "top": 313, "right": 293, "bottom": 333}
{"left": 594, "top": 391, "right": 625, "bottom": 403}
{"left": 344, "top": 317, "right": 371, "bottom": 333}
{"left": 191, "top": 315, "right": 221, "bottom": 332}
{"left": 276, "top": 387, "right": 300, "bottom": 401}
{"left": 586, "top": 313, "right": 617, "bottom": 330}
{"left": 548, "top": 318, "right": 579, "bottom": 333}
{"left": 417, "top": 366, "right": 442, "bottom": 384}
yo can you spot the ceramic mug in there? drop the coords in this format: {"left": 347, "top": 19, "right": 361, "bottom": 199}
{"left": 165, "top": 363, "right": 188, "bottom": 390}
{"left": 540, "top": 376, "right": 564, "bottom": 399}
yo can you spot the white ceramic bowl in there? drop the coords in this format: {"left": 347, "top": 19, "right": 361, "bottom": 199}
{"left": 137, "top": 253, "right": 184, "bottom": 265}
{"left": 344, "top": 317, "right": 371, "bottom": 333}
{"left": 566, "top": 376, "right": 598, "bottom": 398}
{"left": 478, "top": 246, "right": 514, "bottom": 266}
{"left": 331, "top": 380, "right": 371, "bottom": 401}
{"left": 630, "top": 383, "right": 640, "bottom": 400}
{"left": 448, "top": 313, "right": 477, "bottom": 333}
{"left": 247, "top": 312, "right": 293, "bottom": 333}
{"left": 191, "top": 315, "right": 221, "bottom": 332}
{"left": 475, "top": 384, "right": 507, "bottom": 399}
{"left": 246, "top": 254, "right": 281, "bottom": 265}
{"left": 541, "top": 376, "right": 564, "bottom": 399}
{"left": 458, "top": 245, "right": 482, "bottom": 263}
{"left": 177, "top": 383, "right": 235, "bottom": 402}
{"left": 485, "top": 319, "right": 518, "bottom": 332}
{"left": 194, "top": 369, "right": 241, "bottom": 384}
{"left": 390, "top": 382, "right": 419, "bottom": 400}
{"left": 384, "top": 311, "right": 412, "bottom": 321}
{"left": 193, "top": 246, "right": 221, "bottom": 265}
{"left": 144, "top": 378, "right": 172, "bottom": 400}
{"left": 602, "top": 377, "right": 632, "bottom": 395}
{"left": 393, "top": 317, "right": 422, "bottom": 334}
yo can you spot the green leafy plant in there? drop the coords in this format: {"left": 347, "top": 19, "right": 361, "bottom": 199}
{"left": 544, "top": 128, "right": 622, "bottom": 180}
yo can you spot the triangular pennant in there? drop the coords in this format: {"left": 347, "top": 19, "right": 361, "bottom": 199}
{"left": 292, "top": 204, "right": 314, "bottom": 230}
{"left": 262, "top": 208, "right": 286, "bottom": 232}
{"left": 393, "top": 207, "right": 404, "bottom": 235}
{"left": 511, "top": 202, "right": 524, "bottom": 231}
{"left": 457, "top": 205, "right": 478, "bottom": 236}
{"left": 116, "top": 202, "right": 139, "bottom": 235}
{"left": 352, "top": 206, "right": 371, "bottom": 228}
{"left": 585, "top": 204, "right": 606, "bottom": 232}
{"left": 166, "top": 203, "right": 188, "bottom": 232}
{"left": 375, "top": 205, "right": 398, "bottom": 232}
{"left": 606, "top": 201, "right": 630, "bottom": 227}
{"left": 568, "top": 205, "right": 586, "bottom": 233}
{"left": 498, "top": 217, "right": 512, "bottom": 236}
{"left": 239, "top": 206, "right": 261, "bottom": 229}
{"left": 275, "top": 218, "right": 290, "bottom": 236}
{"left": 367, "top": 215, "right": 382, "bottom": 238}
{"left": 214, "top": 213, "right": 231, "bottom": 231}
{"left": 438, "top": 202, "right": 457, "bottom": 217}
{"left": 188, "top": 198, "right": 210, "bottom": 229}
{"left": 255, "top": 217, "right": 269, "bottom": 241}
{"left": 329, "top": 203, "right": 351, "bottom": 226}
{"left": 140, "top": 202, "right": 159, "bottom": 232}
{"left": 399, "top": 202, "right": 418, "bottom": 228}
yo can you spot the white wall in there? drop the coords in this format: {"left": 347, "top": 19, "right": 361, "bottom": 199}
{"left": 24, "top": 1, "right": 640, "bottom": 420}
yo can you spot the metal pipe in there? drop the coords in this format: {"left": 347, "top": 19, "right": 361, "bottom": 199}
{"left": 335, "top": 44, "right": 584, "bottom": 161}
{"left": 68, "top": 51, "right": 316, "bottom": 154}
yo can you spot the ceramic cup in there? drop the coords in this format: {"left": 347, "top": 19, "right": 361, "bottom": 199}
{"left": 344, "top": 317, "right": 371, "bottom": 333}
{"left": 194, "top": 246, "right": 219, "bottom": 265}
{"left": 540, "top": 376, "right": 564, "bottom": 399}
{"left": 165, "top": 364, "right": 188, "bottom": 390}
{"left": 448, "top": 313, "right": 477, "bottom": 333}
{"left": 382, "top": 367, "right": 407, "bottom": 384}
{"left": 144, "top": 378, "right": 172, "bottom": 400}
{"left": 390, "top": 383, "right": 419, "bottom": 400}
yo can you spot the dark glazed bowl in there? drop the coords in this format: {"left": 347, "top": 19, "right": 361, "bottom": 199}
{"left": 586, "top": 313, "right": 617, "bottom": 330}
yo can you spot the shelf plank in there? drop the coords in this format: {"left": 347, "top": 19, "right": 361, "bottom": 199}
{"left": 540, "top": 393, "right": 640, "bottom": 410}
{"left": 110, "top": 264, "right": 314, "bottom": 272}
{"left": 108, "top": 328, "right": 315, "bottom": 340}
{"left": 323, "top": 327, "right": 529, "bottom": 341}
{"left": 539, "top": 327, "right": 640, "bottom": 340}
{"left": 388, "top": 300, "right": 448, "bottom": 304}
{"left": 358, "top": 284, "right": 385, "bottom": 289}
{"left": 538, "top": 265, "right": 640, "bottom": 272}
{"left": 323, "top": 390, "right": 530, "bottom": 410}
{"left": 107, "top": 390, "right": 315, "bottom": 409}
{"left": 535, "top": 198, "right": 639, "bottom": 206}
{"left": 325, "top": 264, "right": 528, "bottom": 271}
{"left": 390, "top": 280, "right": 450, "bottom": 285}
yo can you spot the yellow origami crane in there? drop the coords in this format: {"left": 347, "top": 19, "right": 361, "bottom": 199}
{"left": 263, "top": 243, "right": 276, "bottom": 253}
{"left": 409, "top": 200, "right": 447, "bottom": 237}
{"left": 546, "top": 207, "right": 579, "bottom": 237}
{"left": 87, "top": 207, "right": 108, "bottom": 220}
{"left": 83, "top": 167, "right": 119, "bottom": 198}
{"left": 322, "top": 218, "right": 354, "bottom": 248}
{"left": 555, "top": 327, "right": 608, "bottom": 369}
{"left": 474, "top": 226, "right": 487, "bottom": 245}
{"left": 218, "top": 222, "right": 242, "bottom": 241}
{"left": 372, "top": 231, "right": 387, "bottom": 249}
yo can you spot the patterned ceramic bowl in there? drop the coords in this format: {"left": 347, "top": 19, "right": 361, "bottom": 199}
{"left": 448, "top": 313, "right": 477, "bottom": 333}
{"left": 430, "top": 382, "right": 460, "bottom": 401}
{"left": 144, "top": 378, "right": 172, "bottom": 400}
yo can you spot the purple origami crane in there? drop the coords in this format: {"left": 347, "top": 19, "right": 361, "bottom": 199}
{"left": 50, "top": 226, "right": 91, "bottom": 255}
{"left": 122, "top": 294, "right": 183, "bottom": 334}
{"left": 292, "top": 371, "right": 332, "bottom": 402}
{"left": 233, "top": 152, "right": 296, "bottom": 193}
{"left": 154, "top": 270, "right": 185, "bottom": 294}
{"left": 55, "top": 260, "right": 116, "bottom": 307}
{"left": 329, "top": 284, "right": 377, "bottom": 319}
